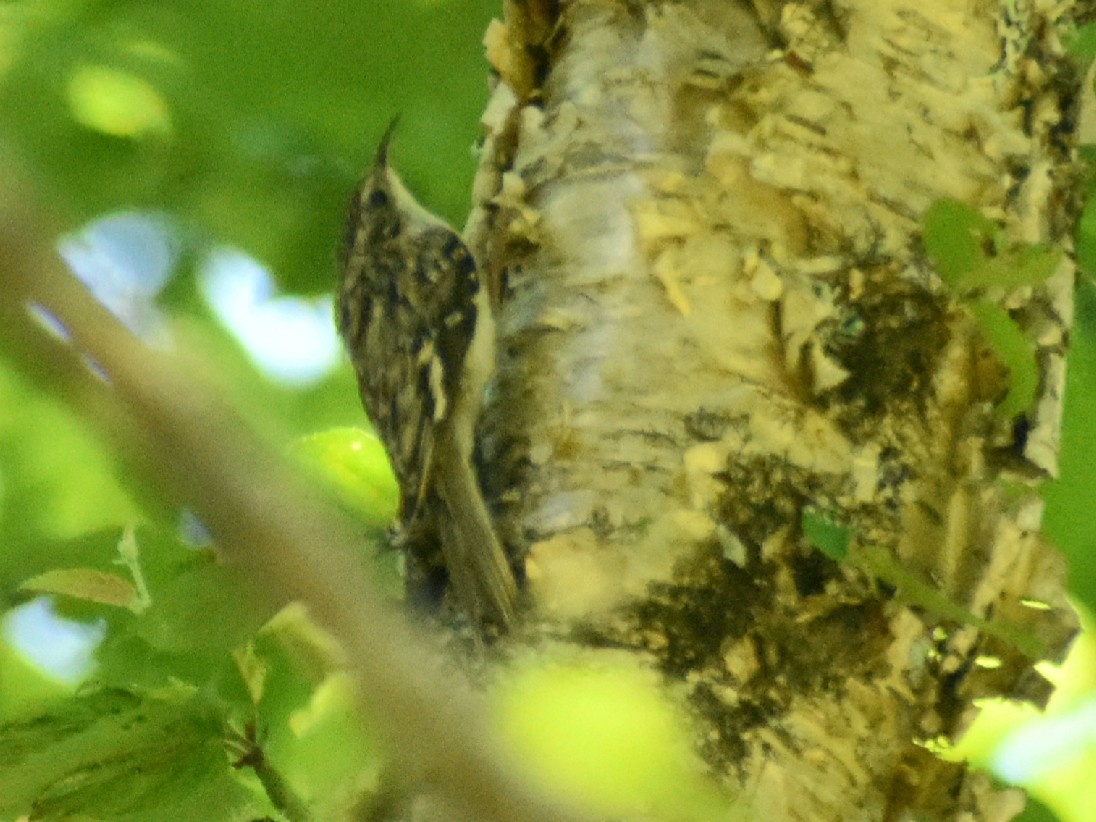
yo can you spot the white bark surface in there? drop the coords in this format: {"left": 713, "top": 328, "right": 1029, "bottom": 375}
{"left": 470, "top": 0, "right": 1083, "bottom": 818}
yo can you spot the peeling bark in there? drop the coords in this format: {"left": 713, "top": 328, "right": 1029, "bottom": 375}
{"left": 469, "top": 0, "right": 1083, "bottom": 818}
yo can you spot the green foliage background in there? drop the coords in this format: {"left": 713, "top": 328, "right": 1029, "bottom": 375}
{"left": 0, "top": 2, "right": 498, "bottom": 819}
{"left": 0, "top": 2, "right": 1095, "bottom": 820}
{"left": 0, "top": 0, "right": 496, "bottom": 588}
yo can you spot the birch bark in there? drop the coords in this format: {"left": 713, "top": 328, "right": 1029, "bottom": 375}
{"left": 469, "top": 0, "right": 1084, "bottom": 818}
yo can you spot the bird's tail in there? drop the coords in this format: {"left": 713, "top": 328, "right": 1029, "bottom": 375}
{"left": 433, "top": 437, "right": 518, "bottom": 629}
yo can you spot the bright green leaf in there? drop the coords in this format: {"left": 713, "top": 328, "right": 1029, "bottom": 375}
{"left": 288, "top": 427, "right": 397, "bottom": 526}
{"left": 231, "top": 643, "right": 268, "bottom": 706}
{"left": 114, "top": 526, "right": 151, "bottom": 613}
{"left": 923, "top": 198, "right": 1000, "bottom": 288}
{"left": 920, "top": 198, "right": 1056, "bottom": 424}
{"left": 801, "top": 509, "right": 850, "bottom": 560}
{"left": 923, "top": 198, "right": 1062, "bottom": 292}
{"left": 128, "top": 560, "right": 267, "bottom": 656}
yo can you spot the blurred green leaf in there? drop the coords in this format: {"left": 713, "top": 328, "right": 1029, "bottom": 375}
{"left": 967, "top": 299, "right": 1039, "bottom": 419}
{"left": 1044, "top": 280, "right": 1096, "bottom": 612}
{"left": 0, "top": 685, "right": 274, "bottom": 821}
{"left": 0, "top": 638, "right": 72, "bottom": 721}
{"left": 1014, "top": 796, "right": 1062, "bottom": 822}
{"left": 1066, "top": 21, "right": 1096, "bottom": 60}
{"left": 0, "top": 363, "right": 139, "bottom": 553}
{"left": 19, "top": 568, "right": 138, "bottom": 611}
{"left": 0, "top": 524, "right": 270, "bottom": 694}
{"left": 494, "top": 662, "right": 727, "bottom": 821}
{"left": 0, "top": 0, "right": 496, "bottom": 292}
{"left": 264, "top": 672, "right": 380, "bottom": 816}
{"left": 92, "top": 535, "right": 273, "bottom": 692}
{"left": 1076, "top": 194, "right": 1096, "bottom": 278}
{"left": 66, "top": 63, "right": 172, "bottom": 137}
{"left": 230, "top": 609, "right": 382, "bottom": 816}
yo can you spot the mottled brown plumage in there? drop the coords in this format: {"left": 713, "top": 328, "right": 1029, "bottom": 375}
{"left": 336, "top": 123, "right": 517, "bottom": 628}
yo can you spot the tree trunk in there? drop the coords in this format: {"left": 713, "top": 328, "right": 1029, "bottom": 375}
{"left": 470, "top": 0, "right": 1083, "bottom": 818}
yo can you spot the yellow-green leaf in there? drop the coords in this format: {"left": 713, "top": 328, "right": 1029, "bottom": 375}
{"left": 288, "top": 427, "right": 397, "bottom": 526}
{"left": 494, "top": 662, "right": 726, "bottom": 820}
{"left": 19, "top": 569, "right": 139, "bottom": 611}
{"left": 66, "top": 65, "right": 171, "bottom": 138}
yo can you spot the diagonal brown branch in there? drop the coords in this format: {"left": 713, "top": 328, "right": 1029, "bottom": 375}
{"left": 0, "top": 175, "right": 590, "bottom": 822}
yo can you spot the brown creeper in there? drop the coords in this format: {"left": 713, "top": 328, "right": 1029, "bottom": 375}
{"left": 336, "top": 121, "right": 517, "bottom": 629}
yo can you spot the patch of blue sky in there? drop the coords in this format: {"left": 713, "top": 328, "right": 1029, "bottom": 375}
{"left": 3, "top": 597, "right": 105, "bottom": 685}
{"left": 58, "top": 210, "right": 177, "bottom": 341}
{"left": 200, "top": 247, "right": 340, "bottom": 387}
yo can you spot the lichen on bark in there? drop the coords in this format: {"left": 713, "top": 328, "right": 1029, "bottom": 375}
{"left": 470, "top": 0, "right": 1083, "bottom": 817}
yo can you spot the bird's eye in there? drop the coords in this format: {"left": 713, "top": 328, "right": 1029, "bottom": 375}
{"left": 367, "top": 188, "right": 389, "bottom": 209}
